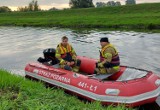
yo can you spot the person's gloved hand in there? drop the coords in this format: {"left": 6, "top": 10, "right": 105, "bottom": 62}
{"left": 98, "top": 63, "right": 103, "bottom": 68}
{"left": 96, "top": 62, "right": 103, "bottom": 68}
{"left": 60, "top": 59, "right": 66, "bottom": 65}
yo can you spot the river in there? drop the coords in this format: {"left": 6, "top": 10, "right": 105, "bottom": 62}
{"left": 0, "top": 26, "right": 160, "bottom": 105}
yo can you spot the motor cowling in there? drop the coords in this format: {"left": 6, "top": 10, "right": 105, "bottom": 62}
{"left": 37, "top": 48, "right": 58, "bottom": 65}
{"left": 43, "top": 48, "right": 56, "bottom": 60}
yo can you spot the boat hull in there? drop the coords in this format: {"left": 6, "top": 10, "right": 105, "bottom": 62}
{"left": 25, "top": 56, "right": 160, "bottom": 107}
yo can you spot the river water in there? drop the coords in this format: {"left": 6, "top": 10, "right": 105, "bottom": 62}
{"left": 0, "top": 26, "right": 160, "bottom": 105}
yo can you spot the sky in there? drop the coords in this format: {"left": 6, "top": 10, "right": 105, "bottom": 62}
{"left": 0, "top": 0, "right": 160, "bottom": 11}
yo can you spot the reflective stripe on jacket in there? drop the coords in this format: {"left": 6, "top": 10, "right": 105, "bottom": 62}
{"left": 58, "top": 43, "right": 72, "bottom": 55}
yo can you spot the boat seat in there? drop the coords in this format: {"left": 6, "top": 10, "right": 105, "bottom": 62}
{"left": 116, "top": 68, "right": 148, "bottom": 81}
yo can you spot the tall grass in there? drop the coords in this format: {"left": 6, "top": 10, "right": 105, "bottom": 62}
{"left": 0, "top": 69, "right": 133, "bottom": 110}
{"left": 0, "top": 3, "right": 160, "bottom": 29}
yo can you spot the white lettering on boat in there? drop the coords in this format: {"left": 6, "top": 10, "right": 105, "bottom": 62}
{"left": 38, "top": 70, "right": 70, "bottom": 84}
{"left": 78, "top": 82, "right": 97, "bottom": 92}
{"left": 33, "top": 69, "right": 39, "bottom": 74}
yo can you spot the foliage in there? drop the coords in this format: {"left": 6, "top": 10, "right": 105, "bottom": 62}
{"left": 126, "top": 0, "right": 136, "bottom": 5}
{"left": 69, "top": 0, "right": 94, "bottom": 8}
{"left": 96, "top": 2, "right": 106, "bottom": 8}
{"left": 96, "top": 1, "right": 121, "bottom": 7}
{"left": 0, "top": 69, "right": 132, "bottom": 110}
{"left": 48, "top": 7, "right": 58, "bottom": 11}
{"left": 17, "top": 0, "right": 40, "bottom": 12}
{"left": 0, "top": 6, "right": 11, "bottom": 13}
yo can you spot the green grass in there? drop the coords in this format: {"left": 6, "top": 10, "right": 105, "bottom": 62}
{"left": 0, "top": 3, "right": 160, "bottom": 30}
{"left": 0, "top": 69, "right": 132, "bottom": 110}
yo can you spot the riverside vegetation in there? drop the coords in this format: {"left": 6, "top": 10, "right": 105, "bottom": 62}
{"left": 0, "top": 69, "right": 133, "bottom": 110}
{"left": 0, "top": 3, "right": 159, "bottom": 30}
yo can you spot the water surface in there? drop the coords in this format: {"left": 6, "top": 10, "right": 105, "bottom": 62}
{"left": 0, "top": 26, "right": 160, "bottom": 105}
{"left": 0, "top": 26, "right": 159, "bottom": 76}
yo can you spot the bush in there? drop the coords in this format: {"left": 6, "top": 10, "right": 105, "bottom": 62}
{"left": 0, "top": 6, "right": 11, "bottom": 13}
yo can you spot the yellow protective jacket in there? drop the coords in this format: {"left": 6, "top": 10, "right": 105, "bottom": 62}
{"left": 100, "top": 44, "right": 120, "bottom": 68}
{"left": 56, "top": 43, "right": 76, "bottom": 64}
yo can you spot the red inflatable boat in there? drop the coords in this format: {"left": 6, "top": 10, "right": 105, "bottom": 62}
{"left": 25, "top": 56, "right": 160, "bottom": 107}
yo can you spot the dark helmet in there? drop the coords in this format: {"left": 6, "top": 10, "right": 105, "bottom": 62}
{"left": 43, "top": 48, "right": 56, "bottom": 59}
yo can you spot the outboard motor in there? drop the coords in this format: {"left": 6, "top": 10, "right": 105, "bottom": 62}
{"left": 37, "top": 48, "right": 59, "bottom": 65}
{"left": 43, "top": 48, "right": 56, "bottom": 60}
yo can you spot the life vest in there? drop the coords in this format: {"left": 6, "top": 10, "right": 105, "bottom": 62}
{"left": 100, "top": 44, "right": 120, "bottom": 67}
{"left": 58, "top": 43, "right": 73, "bottom": 61}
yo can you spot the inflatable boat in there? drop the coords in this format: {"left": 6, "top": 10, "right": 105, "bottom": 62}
{"left": 25, "top": 56, "right": 160, "bottom": 107}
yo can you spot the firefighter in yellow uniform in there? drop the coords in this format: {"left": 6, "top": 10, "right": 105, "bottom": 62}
{"left": 55, "top": 36, "right": 81, "bottom": 72}
{"left": 94, "top": 37, "right": 120, "bottom": 74}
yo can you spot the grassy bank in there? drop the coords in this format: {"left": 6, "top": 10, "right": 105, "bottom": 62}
{"left": 0, "top": 3, "right": 160, "bottom": 30}
{"left": 0, "top": 69, "right": 132, "bottom": 110}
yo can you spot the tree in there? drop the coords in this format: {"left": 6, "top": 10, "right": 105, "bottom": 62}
{"left": 17, "top": 6, "right": 29, "bottom": 12}
{"left": 96, "top": 2, "right": 106, "bottom": 7}
{"left": 34, "top": 0, "right": 39, "bottom": 11}
{"left": 17, "top": 0, "right": 40, "bottom": 12}
{"left": 28, "top": 0, "right": 40, "bottom": 11}
{"left": 48, "top": 7, "right": 58, "bottom": 11}
{"left": 126, "top": 0, "right": 136, "bottom": 5}
{"left": 0, "top": 6, "right": 11, "bottom": 13}
{"left": 28, "top": 1, "right": 34, "bottom": 11}
{"left": 69, "top": 0, "right": 94, "bottom": 9}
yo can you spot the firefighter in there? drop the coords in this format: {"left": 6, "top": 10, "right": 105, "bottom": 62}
{"left": 55, "top": 36, "right": 81, "bottom": 72}
{"left": 94, "top": 37, "right": 120, "bottom": 74}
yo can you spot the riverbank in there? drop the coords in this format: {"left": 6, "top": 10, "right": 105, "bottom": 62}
{"left": 0, "top": 69, "right": 131, "bottom": 110}
{"left": 0, "top": 3, "right": 160, "bottom": 30}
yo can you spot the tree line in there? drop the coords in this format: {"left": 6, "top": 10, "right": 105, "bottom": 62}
{"left": 0, "top": 0, "right": 94, "bottom": 13}
{"left": 17, "top": 0, "right": 40, "bottom": 12}
{"left": 69, "top": 0, "right": 94, "bottom": 8}
{"left": 0, "top": 6, "right": 11, "bottom": 13}
{"left": 0, "top": 0, "right": 123, "bottom": 13}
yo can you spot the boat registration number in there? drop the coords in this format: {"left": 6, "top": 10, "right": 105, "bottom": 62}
{"left": 78, "top": 82, "right": 97, "bottom": 92}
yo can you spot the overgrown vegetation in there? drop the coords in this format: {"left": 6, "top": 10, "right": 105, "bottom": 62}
{"left": 0, "top": 69, "right": 132, "bottom": 110}
{"left": 17, "top": 0, "right": 40, "bottom": 12}
{"left": 0, "top": 3, "right": 159, "bottom": 30}
{"left": 0, "top": 6, "right": 11, "bottom": 13}
{"left": 69, "top": 0, "right": 94, "bottom": 8}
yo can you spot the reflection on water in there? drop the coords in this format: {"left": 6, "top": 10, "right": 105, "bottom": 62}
{"left": 0, "top": 26, "right": 160, "bottom": 76}
{"left": 0, "top": 26, "right": 160, "bottom": 105}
